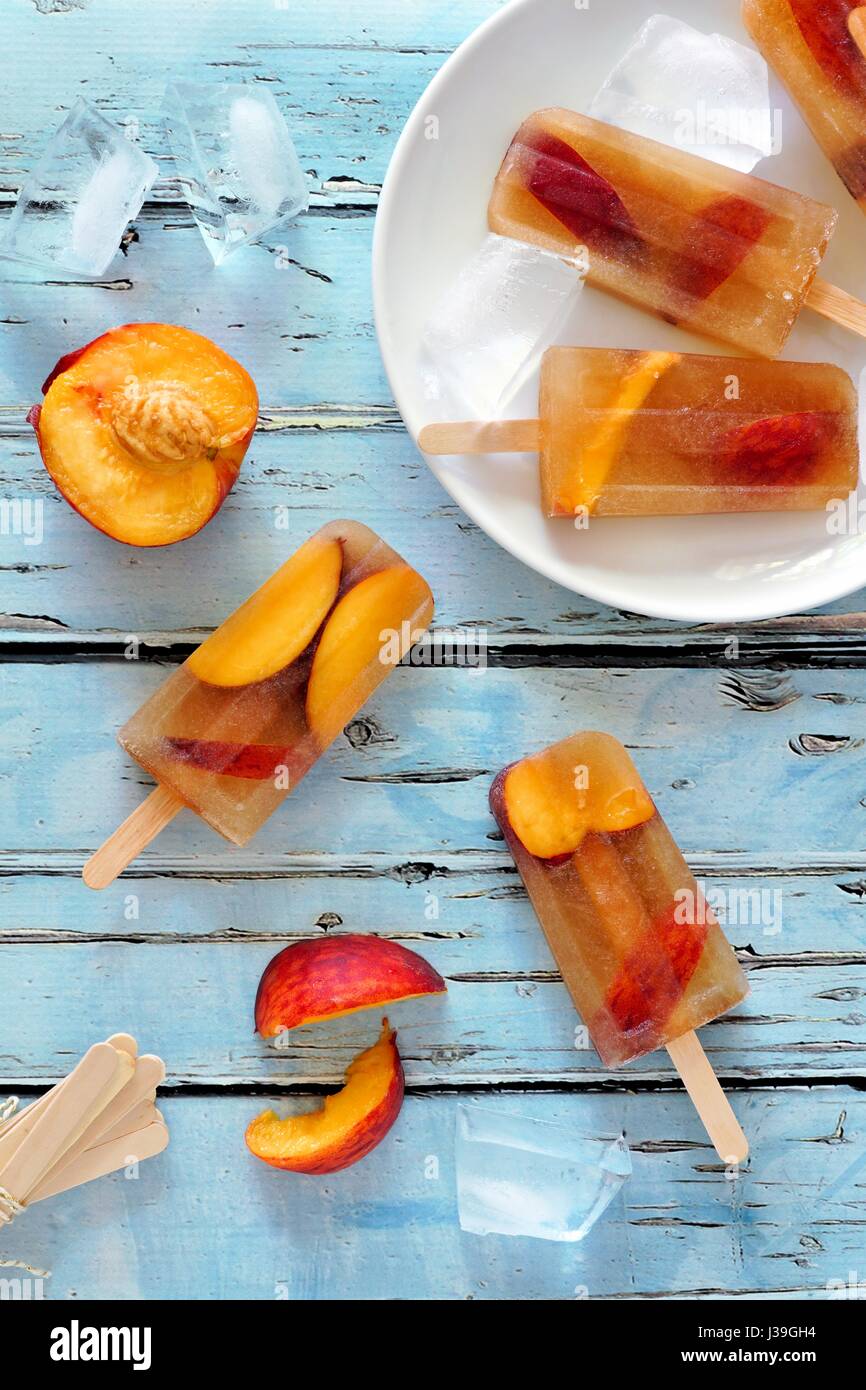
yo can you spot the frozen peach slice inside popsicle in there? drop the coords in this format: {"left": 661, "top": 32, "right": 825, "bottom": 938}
{"left": 790, "top": 0, "right": 866, "bottom": 92}
{"left": 717, "top": 411, "right": 834, "bottom": 483}
{"left": 502, "top": 734, "right": 655, "bottom": 860}
{"left": 520, "top": 129, "right": 645, "bottom": 261}
{"left": 188, "top": 532, "right": 343, "bottom": 687}
{"left": 162, "top": 737, "right": 302, "bottom": 780}
{"left": 606, "top": 901, "right": 708, "bottom": 1036}
{"left": 669, "top": 194, "right": 772, "bottom": 306}
{"left": 550, "top": 350, "right": 679, "bottom": 514}
{"left": 305, "top": 564, "right": 434, "bottom": 746}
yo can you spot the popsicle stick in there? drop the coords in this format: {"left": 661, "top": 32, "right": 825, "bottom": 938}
{"left": 0, "top": 1034, "right": 136, "bottom": 1144}
{"left": 97, "top": 1100, "right": 160, "bottom": 1147}
{"left": 806, "top": 277, "right": 866, "bottom": 339}
{"left": 83, "top": 785, "right": 183, "bottom": 890}
{"left": 666, "top": 1031, "right": 748, "bottom": 1164}
{"left": 849, "top": 6, "right": 866, "bottom": 57}
{"left": 46, "top": 1055, "right": 165, "bottom": 1182}
{"left": 29, "top": 1122, "right": 169, "bottom": 1204}
{"left": 418, "top": 419, "right": 541, "bottom": 456}
{"left": 0, "top": 1044, "right": 131, "bottom": 1203}
{"left": 0, "top": 1085, "right": 66, "bottom": 1164}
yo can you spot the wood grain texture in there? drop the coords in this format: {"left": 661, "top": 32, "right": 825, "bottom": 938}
{"left": 6, "top": 1090, "right": 866, "bottom": 1301}
{"left": 1, "top": 0, "right": 865, "bottom": 1302}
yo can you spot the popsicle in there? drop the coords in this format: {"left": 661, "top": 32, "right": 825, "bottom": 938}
{"left": 83, "top": 521, "right": 433, "bottom": 887}
{"left": 743, "top": 0, "right": 866, "bottom": 216}
{"left": 419, "top": 346, "right": 860, "bottom": 518}
{"left": 490, "top": 732, "right": 749, "bottom": 1160}
{"left": 487, "top": 108, "right": 866, "bottom": 355}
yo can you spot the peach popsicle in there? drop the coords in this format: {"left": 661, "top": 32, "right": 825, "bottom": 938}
{"left": 743, "top": 0, "right": 866, "bottom": 217}
{"left": 490, "top": 732, "right": 749, "bottom": 1159}
{"left": 419, "top": 346, "right": 860, "bottom": 518}
{"left": 83, "top": 521, "right": 433, "bottom": 887}
{"left": 488, "top": 108, "right": 845, "bottom": 357}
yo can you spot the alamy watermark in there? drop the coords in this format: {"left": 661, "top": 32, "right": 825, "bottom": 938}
{"left": 0, "top": 497, "right": 43, "bottom": 546}
{"left": 379, "top": 623, "right": 488, "bottom": 669}
{"left": 675, "top": 880, "right": 783, "bottom": 936}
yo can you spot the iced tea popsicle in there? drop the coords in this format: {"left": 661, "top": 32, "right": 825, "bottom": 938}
{"left": 488, "top": 108, "right": 844, "bottom": 356}
{"left": 743, "top": 0, "right": 866, "bottom": 216}
{"left": 490, "top": 732, "right": 749, "bottom": 1159}
{"left": 420, "top": 346, "right": 859, "bottom": 518}
{"left": 84, "top": 521, "right": 433, "bottom": 886}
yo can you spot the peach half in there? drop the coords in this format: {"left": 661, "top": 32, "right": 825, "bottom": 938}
{"left": 305, "top": 564, "right": 434, "bottom": 746}
{"left": 496, "top": 731, "right": 655, "bottom": 860}
{"left": 246, "top": 1020, "right": 404, "bottom": 1174}
{"left": 30, "top": 323, "right": 258, "bottom": 546}
{"left": 255, "top": 933, "right": 447, "bottom": 1037}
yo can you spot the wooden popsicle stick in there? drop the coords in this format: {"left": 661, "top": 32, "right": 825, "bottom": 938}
{"left": 29, "top": 1122, "right": 169, "bottom": 1204}
{"left": 0, "top": 1043, "right": 131, "bottom": 1202}
{"left": 45, "top": 1055, "right": 165, "bottom": 1181}
{"left": 0, "top": 1092, "right": 55, "bottom": 1147}
{"left": 83, "top": 785, "right": 183, "bottom": 890}
{"left": 0, "top": 1078, "right": 75, "bottom": 1167}
{"left": 418, "top": 419, "right": 541, "bottom": 456}
{"left": 806, "top": 277, "right": 866, "bottom": 338}
{"left": 849, "top": 6, "right": 866, "bottom": 57}
{"left": 0, "top": 1034, "right": 136, "bottom": 1144}
{"left": 96, "top": 1100, "right": 159, "bottom": 1147}
{"left": 666, "top": 1030, "right": 748, "bottom": 1164}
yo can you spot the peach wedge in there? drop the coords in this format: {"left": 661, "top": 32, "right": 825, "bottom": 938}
{"left": 246, "top": 1021, "right": 404, "bottom": 1174}
{"left": 305, "top": 564, "right": 434, "bottom": 746}
{"left": 497, "top": 731, "right": 655, "bottom": 860}
{"left": 255, "top": 934, "right": 447, "bottom": 1037}
{"left": 188, "top": 531, "right": 343, "bottom": 686}
{"left": 30, "top": 323, "right": 258, "bottom": 546}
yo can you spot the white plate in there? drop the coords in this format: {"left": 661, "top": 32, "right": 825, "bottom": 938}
{"left": 372, "top": 0, "right": 866, "bottom": 622}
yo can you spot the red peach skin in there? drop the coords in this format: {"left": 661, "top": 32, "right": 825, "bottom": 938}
{"left": 255, "top": 934, "right": 446, "bottom": 1036}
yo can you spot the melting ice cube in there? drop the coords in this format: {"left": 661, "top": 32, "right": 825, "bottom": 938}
{"left": 590, "top": 14, "right": 775, "bottom": 173}
{"left": 420, "top": 234, "right": 585, "bottom": 421}
{"left": 163, "top": 82, "right": 309, "bottom": 265}
{"left": 0, "top": 98, "right": 157, "bottom": 276}
{"left": 455, "top": 1104, "right": 631, "bottom": 1242}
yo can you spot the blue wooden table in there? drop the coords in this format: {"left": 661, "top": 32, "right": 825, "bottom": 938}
{"left": 1, "top": 0, "right": 865, "bottom": 1301}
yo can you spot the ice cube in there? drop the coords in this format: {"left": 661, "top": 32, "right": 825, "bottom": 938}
{"left": 0, "top": 98, "right": 157, "bottom": 276}
{"left": 420, "top": 234, "right": 584, "bottom": 420}
{"left": 163, "top": 82, "right": 309, "bottom": 265}
{"left": 590, "top": 14, "right": 774, "bottom": 174}
{"left": 455, "top": 1105, "right": 631, "bottom": 1242}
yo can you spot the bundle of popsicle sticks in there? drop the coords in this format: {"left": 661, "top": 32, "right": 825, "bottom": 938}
{"left": 0, "top": 1034, "right": 168, "bottom": 1227}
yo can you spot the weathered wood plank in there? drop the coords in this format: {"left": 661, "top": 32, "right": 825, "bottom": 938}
{"left": 0, "top": 937, "right": 860, "bottom": 1084}
{"left": 0, "top": 0, "right": 507, "bottom": 207}
{"left": 1, "top": 864, "right": 861, "bottom": 958}
{"left": 2, "top": 663, "right": 866, "bottom": 860}
{"left": 2, "top": 424, "right": 866, "bottom": 641}
{"left": 3, "top": 1089, "right": 863, "bottom": 1300}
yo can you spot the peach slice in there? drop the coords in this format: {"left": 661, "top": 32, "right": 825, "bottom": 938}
{"left": 669, "top": 194, "right": 772, "bottom": 306}
{"left": 162, "top": 737, "right": 307, "bottom": 781}
{"left": 305, "top": 564, "right": 434, "bottom": 746}
{"left": 519, "top": 126, "right": 645, "bottom": 262}
{"left": 255, "top": 934, "right": 446, "bottom": 1037}
{"left": 187, "top": 532, "right": 343, "bottom": 687}
{"left": 499, "top": 731, "right": 655, "bottom": 860}
{"left": 551, "top": 350, "right": 679, "bottom": 514}
{"left": 245, "top": 1020, "right": 404, "bottom": 1174}
{"left": 30, "top": 323, "right": 258, "bottom": 546}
